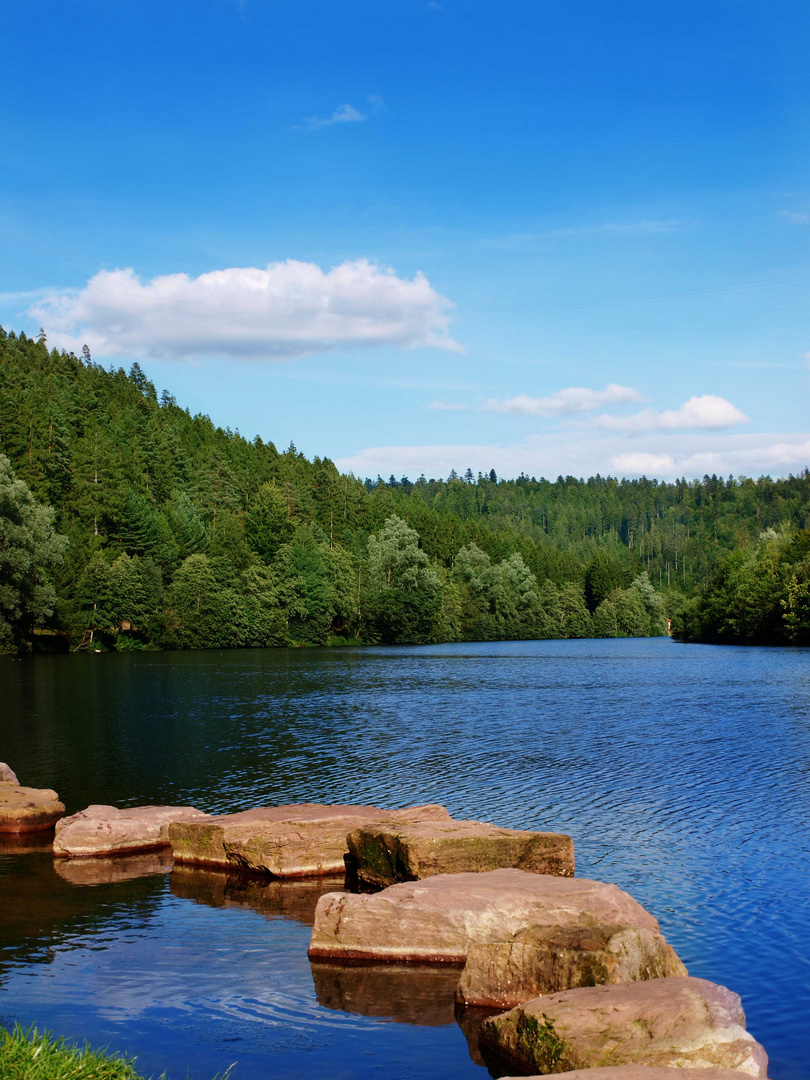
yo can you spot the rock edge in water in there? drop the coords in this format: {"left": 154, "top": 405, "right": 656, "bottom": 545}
{"left": 479, "top": 976, "right": 768, "bottom": 1076}
{"left": 346, "top": 818, "right": 575, "bottom": 888}
{"left": 0, "top": 782, "right": 65, "bottom": 833}
{"left": 53, "top": 805, "right": 208, "bottom": 857}
{"left": 0, "top": 762, "right": 19, "bottom": 785}
{"left": 308, "top": 867, "right": 684, "bottom": 996}
{"left": 169, "top": 803, "right": 451, "bottom": 876}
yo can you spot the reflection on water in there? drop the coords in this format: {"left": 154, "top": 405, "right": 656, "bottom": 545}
{"left": 54, "top": 851, "right": 173, "bottom": 887}
{"left": 311, "top": 960, "right": 462, "bottom": 1026}
{"left": 1, "top": 638, "right": 808, "bottom": 1080}
{"left": 170, "top": 864, "right": 346, "bottom": 927}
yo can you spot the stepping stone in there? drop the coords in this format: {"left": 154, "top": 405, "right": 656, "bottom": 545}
{"left": 308, "top": 868, "right": 684, "bottom": 1000}
{"left": 500, "top": 1070, "right": 770, "bottom": 1080}
{"left": 0, "top": 762, "right": 19, "bottom": 784}
{"left": 0, "top": 782, "right": 65, "bottom": 833}
{"left": 53, "top": 804, "right": 208, "bottom": 857}
{"left": 347, "top": 818, "right": 574, "bottom": 888}
{"left": 479, "top": 976, "right": 768, "bottom": 1077}
{"left": 169, "top": 802, "right": 451, "bottom": 876}
{"left": 457, "top": 918, "right": 686, "bottom": 1008}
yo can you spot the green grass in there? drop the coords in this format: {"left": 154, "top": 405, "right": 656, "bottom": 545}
{"left": 0, "top": 1026, "right": 234, "bottom": 1080}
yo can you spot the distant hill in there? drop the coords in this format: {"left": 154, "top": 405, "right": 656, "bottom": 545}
{"left": 1, "top": 326, "right": 808, "bottom": 651}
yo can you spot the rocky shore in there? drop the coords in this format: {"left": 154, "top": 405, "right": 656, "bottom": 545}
{"left": 0, "top": 760, "right": 769, "bottom": 1078}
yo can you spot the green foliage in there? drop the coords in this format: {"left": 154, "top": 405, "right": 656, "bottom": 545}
{"left": 0, "top": 1024, "right": 143, "bottom": 1080}
{"left": 0, "top": 1023, "right": 233, "bottom": 1080}
{"left": 0, "top": 454, "right": 68, "bottom": 651}
{"left": 675, "top": 529, "right": 810, "bottom": 645}
{"left": 6, "top": 326, "right": 805, "bottom": 651}
{"left": 245, "top": 482, "right": 296, "bottom": 563}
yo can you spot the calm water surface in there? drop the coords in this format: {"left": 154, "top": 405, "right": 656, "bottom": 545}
{"left": 0, "top": 638, "right": 808, "bottom": 1079}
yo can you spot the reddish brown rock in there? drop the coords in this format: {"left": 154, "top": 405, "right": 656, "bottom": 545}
{"left": 457, "top": 920, "right": 685, "bottom": 1008}
{"left": 346, "top": 818, "right": 574, "bottom": 888}
{"left": 479, "top": 977, "right": 768, "bottom": 1077}
{"left": 308, "top": 868, "right": 680, "bottom": 977}
{"left": 169, "top": 802, "right": 451, "bottom": 875}
{"left": 0, "top": 783, "right": 65, "bottom": 833}
{"left": 501, "top": 1070, "right": 769, "bottom": 1080}
{"left": 0, "top": 763, "right": 19, "bottom": 784}
{"left": 53, "top": 804, "right": 208, "bottom": 857}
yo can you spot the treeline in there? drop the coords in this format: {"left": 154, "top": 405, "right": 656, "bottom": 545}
{"left": 675, "top": 528, "right": 810, "bottom": 645}
{"left": 0, "top": 327, "right": 808, "bottom": 651}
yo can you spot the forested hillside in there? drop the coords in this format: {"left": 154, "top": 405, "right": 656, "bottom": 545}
{"left": 1, "top": 327, "right": 808, "bottom": 651}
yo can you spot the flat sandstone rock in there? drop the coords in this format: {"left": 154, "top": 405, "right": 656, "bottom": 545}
{"left": 307, "top": 868, "right": 682, "bottom": 984}
{"left": 0, "top": 763, "right": 19, "bottom": 784}
{"left": 0, "top": 783, "right": 65, "bottom": 833}
{"left": 501, "top": 1070, "right": 770, "bottom": 1080}
{"left": 169, "top": 802, "right": 451, "bottom": 876}
{"left": 457, "top": 918, "right": 685, "bottom": 1008}
{"left": 53, "top": 804, "right": 208, "bottom": 857}
{"left": 480, "top": 977, "right": 768, "bottom": 1077}
{"left": 346, "top": 818, "right": 574, "bottom": 888}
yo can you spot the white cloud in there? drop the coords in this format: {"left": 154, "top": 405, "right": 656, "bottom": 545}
{"left": 29, "top": 260, "right": 462, "bottom": 362}
{"left": 777, "top": 210, "right": 810, "bottom": 225}
{"left": 335, "top": 432, "right": 810, "bottom": 483}
{"left": 428, "top": 400, "right": 469, "bottom": 411}
{"left": 593, "top": 395, "right": 748, "bottom": 432}
{"left": 303, "top": 103, "right": 366, "bottom": 129}
{"left": 484, "top": 383, "right": 646, "bottom": 417}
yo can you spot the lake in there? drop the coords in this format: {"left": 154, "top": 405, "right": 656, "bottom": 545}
{"left": 1, "top": 637, "right": 808, "bottom": 1079}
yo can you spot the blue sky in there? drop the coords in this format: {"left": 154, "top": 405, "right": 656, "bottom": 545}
{"left": 2, "top": 0, "right": 809, "bottom": 481}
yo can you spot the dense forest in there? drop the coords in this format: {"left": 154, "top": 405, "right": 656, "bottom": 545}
{"left": 1, "top": 327, "right": 808, "bottom": 652}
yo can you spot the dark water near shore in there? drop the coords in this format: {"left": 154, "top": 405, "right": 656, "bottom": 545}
{"left": 1, "top": 638, "right": 808, "bottom": 1079}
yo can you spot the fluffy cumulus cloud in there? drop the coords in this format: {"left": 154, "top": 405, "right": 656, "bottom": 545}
{"left": 593, "top": 395, "right": 748, "bottom": 432}
{"left": 30, "top": 260, "right": 462, "bottom": 362}
{"left": 335, "top": 432, "right": 810, "bottom": 484}
{"left": 484, "top": 383, "right": 646, "bottom": 416}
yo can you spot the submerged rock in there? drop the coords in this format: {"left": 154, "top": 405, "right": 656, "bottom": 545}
{"left": 346, "top": 818, "right": 575, "bottom": 888}
{"left": 307, "top": 868, "right": 682, "bottom": 988}
{"left": 0, "top": 763, "right": 19, "bottom": 784}
{"left": 53, "top": 804, "right": 208, "bottom": 857}
{"left": 479, "top": 977, "right": 768, "bottom": 1076}
{"left": 0, "top": 783, "right": 65, "bottom": 833}
{"left": 169, "top": 802, "right": 451, "bottom": 876}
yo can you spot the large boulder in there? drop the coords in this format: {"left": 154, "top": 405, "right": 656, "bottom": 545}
{"left": 308, "top": 868, "right": 684, "bottom": 997}
{"left": 346, "top": 818, "right": 574, "bottom": 888}
{"left": 0, "top": 763, "right": 19, "bottom": 784}
{"left": 457, "top": 920, "right": 685, "bottom": 1009}
{"left": 53, "top": 804, "right": 208, "bottom": 857}
{"left": 0, "top": 783, "right": 65, "bottom": 833}
{"left": 501, "top": 1071, "right": 769, "bottom": 1080}
{"left": 169, "top": 802, "right": 451, "bottom": 876}
{"left": 479, "top": 977, "right": 768, "bottom": 1077}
